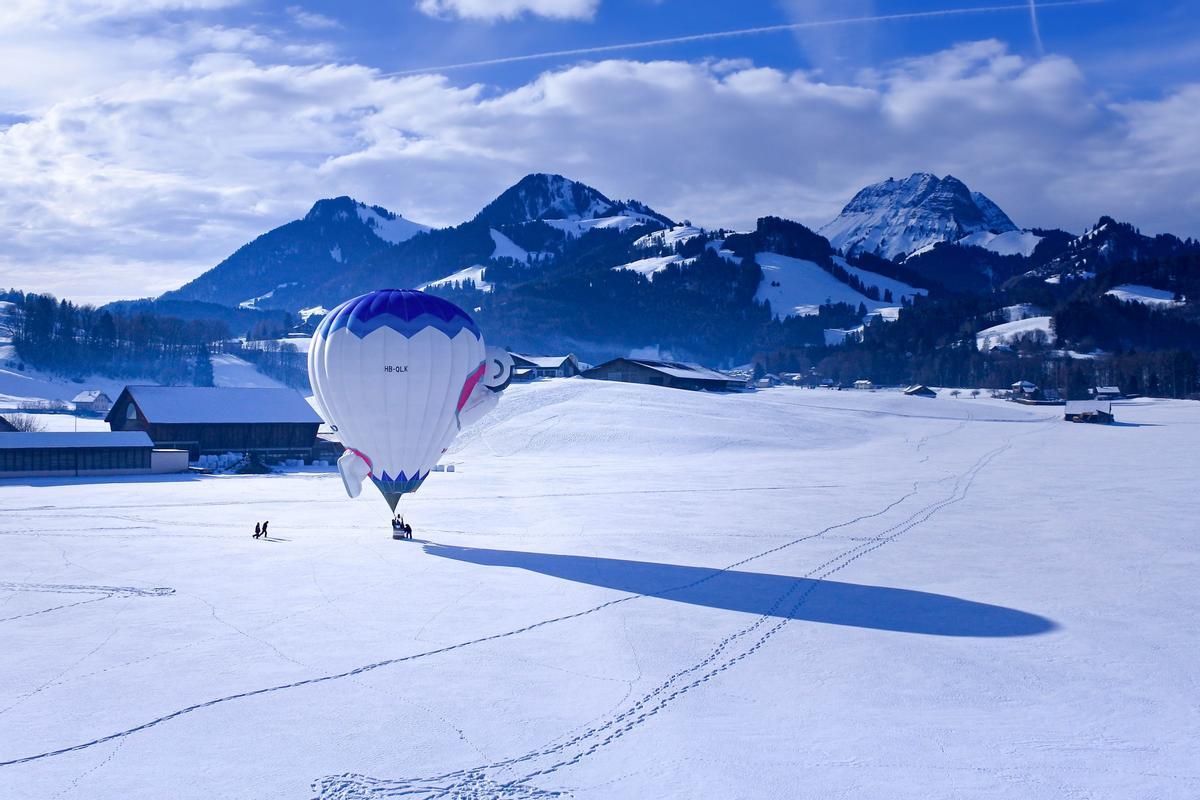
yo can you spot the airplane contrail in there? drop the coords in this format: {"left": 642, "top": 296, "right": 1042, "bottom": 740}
{"left": 382, "top": 0, "right": 1101, "bottom": 77}
{"left": 1028, "top": 0, "right": 1045, "bottom": 53}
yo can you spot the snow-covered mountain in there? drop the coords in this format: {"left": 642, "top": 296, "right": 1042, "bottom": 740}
{"left": 1033, "top": 216, "right": 1194, "bottom": 285}
{"left": 819, "top": 173, "right": 1018, "bottom": 261}
{"left": 474, "top": 173, "right": 673, "bottom": 229}
{"left": 163, "top": 196, "right": 430, "bottom": 309}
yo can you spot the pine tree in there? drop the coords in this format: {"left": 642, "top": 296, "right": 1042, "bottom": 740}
{"left": 193, "top": 343, "right": 214, "bottom": 387}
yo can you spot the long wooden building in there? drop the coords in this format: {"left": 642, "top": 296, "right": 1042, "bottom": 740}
{"left": 106, "top": 386, "right": 323, "bottom": 460}
{"left": 582, "top": 359, "right": 746, "bottom": 392}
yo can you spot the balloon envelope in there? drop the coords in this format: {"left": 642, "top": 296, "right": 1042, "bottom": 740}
{"left": 308, "top": 289, "right": 487, "bottom": 509}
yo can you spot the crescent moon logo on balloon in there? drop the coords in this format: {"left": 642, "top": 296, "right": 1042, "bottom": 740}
{"left": 307, "top": 289, "right": 512, "bottom": 518}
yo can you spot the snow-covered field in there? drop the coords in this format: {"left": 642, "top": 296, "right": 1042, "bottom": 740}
{"left": 3, "top": 382, "right": 1199, "bottom": 799}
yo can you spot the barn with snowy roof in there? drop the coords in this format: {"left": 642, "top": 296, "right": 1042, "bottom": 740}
{"left": 582, "top": 358, "right": 746, "bottom": 392}
{"left": 106, "top": 386, "right": 323, "bottom": 460}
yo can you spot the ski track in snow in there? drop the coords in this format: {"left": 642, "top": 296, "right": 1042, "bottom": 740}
{"left": 310, "top": 429, "right": 1017, "bottom": 799}
{"left": 0, "top": 583, "right": 173, "bottom": 624}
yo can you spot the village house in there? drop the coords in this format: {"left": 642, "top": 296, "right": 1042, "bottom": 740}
{"left": 509, "top": 354, "right": 582, "bottom": 379}
{"left": 903, "top": 384, "right": 937, "bottom": 398}
{"left": 71, "top": 390, "right": 114, "bottom": 416}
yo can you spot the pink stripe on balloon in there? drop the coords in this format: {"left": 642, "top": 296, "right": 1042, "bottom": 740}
{"left": 347, "top": 447, "right": 374, "bottom": 477}
{"left": 457, "top": 362, "right": 486, "bottom": 413}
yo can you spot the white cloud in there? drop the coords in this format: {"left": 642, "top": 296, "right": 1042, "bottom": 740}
{"left": 415, "top": 0, "right": 599, "bottom": 22}
{"left": 286, "top": 5, "right": 340, "bottom": 29}
{"left": 0, "top": 34, "right": 1197, "bottom": 305}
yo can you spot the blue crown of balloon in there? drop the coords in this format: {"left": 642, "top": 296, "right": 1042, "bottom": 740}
{"left": 321, "top": 289, "right": 482, "bottom": 341}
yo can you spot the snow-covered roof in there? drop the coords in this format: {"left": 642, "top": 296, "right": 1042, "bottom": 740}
{"left": 71, "top": 390, "right": 111, "bottom": 403}
{"left": 0, "top": 431, "right": 153, "bottom": 449}
{"left": 512, "top": 354, "right": 575, "bottom": 369}
{"left": 115, "top": 387, "right": 323, "bottom": 424}
{"left": 1066, "top": 401, "right": 1112, "bottom": 414}
{"left": 627, "top": 360, "right": 738, "bottom": 382}
{"left": 1094, "top": 386, "right": 1121, "bottom": 394}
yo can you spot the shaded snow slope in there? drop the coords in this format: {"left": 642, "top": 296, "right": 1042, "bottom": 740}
{"left": 418, "top": 265, "right": 493, "bottom": 292}
{"left": 1105, "top": 284, "right": 1182, "bottom": 307}
{"left": 611, "top": 254, "right": 692, "bottom": 279}
{"left": 755, "top": 252, "right": 888, "bottom": 318}
{"left": 211, "top": 353, "right": 288, "bottom": 389}
{"left": 354, "top": 203, "right": 430, "bottom": 244}
{"left": 833, "top": 256, "right": 927, "bottom": 303}
{"left": 976, "top": 316, "right": 1054, "bottom": 350}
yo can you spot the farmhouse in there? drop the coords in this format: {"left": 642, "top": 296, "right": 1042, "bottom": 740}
{"left": 582, "top": 359, "right": 746, "bottom": 392}
{"left": 853, "top": 379, "right": 874, "bottom": 390}
{"left": 72, "top": 390, "right": 114, "bottom": 416}
{"left": 0, "top": 432, "right": 188, "bottom": 478}
{"left": 106, "top": 386, "right": 323, "bottom": 460}
{"left": 509, "top": 354, "right": 581, "bottom": 379}
{"left": 1092, "top": 385, "right": 1123, "bottom": 400}
{"left": 903, "top": 384, "right": 937, "bottom": 398}
{"left": 1065, "top": 400, "right": 1115, "bottom": 424}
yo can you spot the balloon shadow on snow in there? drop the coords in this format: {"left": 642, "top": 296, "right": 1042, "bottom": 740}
{"left": 424, "top": 545, "right": 1057, "bottom": 638}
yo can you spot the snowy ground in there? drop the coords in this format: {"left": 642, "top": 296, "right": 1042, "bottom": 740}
{"left": 2, "top": 382, "right": 1199, "bottom": 799}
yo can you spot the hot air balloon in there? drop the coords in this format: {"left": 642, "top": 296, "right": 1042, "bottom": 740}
{"left": 308, "top": 289, "right": 511, "bottom": 515}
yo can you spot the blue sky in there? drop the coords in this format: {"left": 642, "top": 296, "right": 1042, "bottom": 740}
{"left": 0, "top": 0, "right": 1197, "bottom": 302}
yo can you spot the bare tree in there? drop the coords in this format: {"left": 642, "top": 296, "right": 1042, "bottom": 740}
{"left": 3, "top": 413, "right": 46, "bottom": 432}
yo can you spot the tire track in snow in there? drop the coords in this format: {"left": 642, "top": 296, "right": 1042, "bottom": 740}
{"left": 312, "top": 441, "right": 1011, "bottom": 799}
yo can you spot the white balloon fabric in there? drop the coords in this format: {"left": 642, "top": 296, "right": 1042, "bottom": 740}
{"left": 308, "top": 289, "right": 506, "bottom": 511}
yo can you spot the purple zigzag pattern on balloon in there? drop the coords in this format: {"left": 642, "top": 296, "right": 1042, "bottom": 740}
{"left": 320, "top": 289, "right": 481, "bottom": 342}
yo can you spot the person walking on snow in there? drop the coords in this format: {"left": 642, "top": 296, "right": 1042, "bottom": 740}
{"left": 254, "top": 522, "right": 261, "bottom": 539}
{"left": 262, "top": 520, "right": 269, "bottom": 538}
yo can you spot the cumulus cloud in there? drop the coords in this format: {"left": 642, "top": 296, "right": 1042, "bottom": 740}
{"left": 415, "top": 0, "right": 599, "bottom": 22}
{"left": 0, "top": 32, "right": 1197, "bottom": 304}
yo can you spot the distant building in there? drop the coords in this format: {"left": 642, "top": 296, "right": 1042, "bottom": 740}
{"left": 582, "top": 359, "right": 747, "bottom": 392}
{"left": 511, "top": 367, "right": 537, "bottom": 383}
{"left": 853, "top": 379, "right": 874, "bottom": 390}
{"left": 755, "top": 373, "right": 782, "bottom": 388}
{"left": 106, "top": 386, "right": 323, "bottom": 460}
{"left": 509, "top": 354, "right": 581, "bottom": 379}
{"left": 0, "top": 432, "right": 187, "bottom": 478}
{"left": 0, "top": 416, "right": 17, "bottom": 433}
{"left": 1011, "top": 380, "right": 1041, "bottom": 401}
{"left": 1092, "top": 385, "right": 1122, "bottom": 400}
{"left": 1065, "top": 400, "right": 1115, "bottom": 424}
{"left": 903, "top": 384, "right": 937, "bottom": 398}
{"left": 72, "top": 390, "right": 114, "bottom": 416}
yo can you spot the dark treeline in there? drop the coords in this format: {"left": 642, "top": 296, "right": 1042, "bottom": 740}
{"left": 231, "top": 341, "right": 309, "bottom": 390}
{"left": 2, "top": 290, "right": 226, "bottom": 385}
